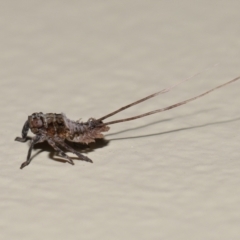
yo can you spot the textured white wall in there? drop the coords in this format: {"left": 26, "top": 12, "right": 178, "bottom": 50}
{"left": 0, "top": 1, "right": 240, "bottom": 239}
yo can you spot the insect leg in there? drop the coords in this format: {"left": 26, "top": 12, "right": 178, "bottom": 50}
{"left": 20, "top": 134, "right": 44, "bottom": 169}
{"left": 47, "top": 138, "right": 75, "bottom": 165}
{"left": 15, "top": 120, "right": 30, "bottom": 142}
{"left": 56, "top": 140, "right": 93, "bottom": 163}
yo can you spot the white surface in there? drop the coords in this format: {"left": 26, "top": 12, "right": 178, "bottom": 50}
{"left": 0, "top": 1, "right": 240, "bottom": 240}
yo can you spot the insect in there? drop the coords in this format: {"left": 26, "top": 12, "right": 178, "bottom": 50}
{"left": 15, "top": 75, "right": 240, "bottom": 169}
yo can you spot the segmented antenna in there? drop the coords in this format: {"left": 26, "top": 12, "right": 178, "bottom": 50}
{"left": 97, "top": 65, "right": 218, "bottom": 122}
{"left": 100, "top": 76, "right": 240, "bottom": 126}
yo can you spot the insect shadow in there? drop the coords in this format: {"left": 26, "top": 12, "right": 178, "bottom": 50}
{"left": 108, "top": 116, "right": 240, "bottom": 141}
{"left": 31, "top": 138, "right": 109, "bottom": 164}
{"left": 106, "top": 108, "right": 217, "bottom": 137}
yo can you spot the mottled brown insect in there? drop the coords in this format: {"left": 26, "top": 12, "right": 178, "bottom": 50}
{"left": 15, "top": 75, "right": 240, "bottom": 169}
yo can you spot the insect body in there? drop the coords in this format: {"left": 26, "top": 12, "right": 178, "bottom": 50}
{"left": 15, "top": 113, "right": 109, "bottom": 169}
{"left": 15, "top": 75, "right": 240, "bottom": 169}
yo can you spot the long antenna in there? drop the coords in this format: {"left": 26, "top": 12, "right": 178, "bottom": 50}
{"left": 97, "top": 65, "right": 218, "bottom": 122}
{"left": 100, "top": 76, "right": 240, "bottom": 126}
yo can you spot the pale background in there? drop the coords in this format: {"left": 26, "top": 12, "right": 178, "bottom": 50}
{"left": 0, "top": 1, "right": 240, "bottom": 240}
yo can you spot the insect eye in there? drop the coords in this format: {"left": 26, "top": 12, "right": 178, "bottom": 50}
{"left": 32, "top": 118, "right": 43, "bottom": 128}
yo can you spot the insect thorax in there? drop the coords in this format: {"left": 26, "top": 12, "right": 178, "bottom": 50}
{"left": 28, "top": 112, "right": 110, "bottom": 144}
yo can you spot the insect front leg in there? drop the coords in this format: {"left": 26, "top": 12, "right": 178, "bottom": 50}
{"left": 56, "top": 139, "right": 93, "bottom": 163}
{"left": 20, "top": 134, "right": 45, "bottom": 169}
{"left": 15, "top": 120, "right": 30, "bottom": 142}
{"left": 47, "top": 138, "right": 75, "bottom": 165}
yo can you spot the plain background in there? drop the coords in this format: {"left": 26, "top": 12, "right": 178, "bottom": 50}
{"left": 1, "top": 1, "right": 240, "bottom": 240}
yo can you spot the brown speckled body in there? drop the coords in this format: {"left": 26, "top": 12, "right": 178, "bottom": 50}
{"left": 15, "top": 112, "right": 109, "bottom": 169}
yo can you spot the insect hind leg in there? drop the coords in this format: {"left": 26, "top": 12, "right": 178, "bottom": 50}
{"left": 56, "top": 140, "right": 93, "bottom": 163}
{"left": 47, "top": 138, "right": 74, "bottom": 165}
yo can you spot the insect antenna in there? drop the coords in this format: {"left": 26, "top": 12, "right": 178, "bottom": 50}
{"left": 100, "top": 76, "right": 240, "bottom": 126}
{"left": 97, "top": 65, "right": 217, "bottom": 122}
